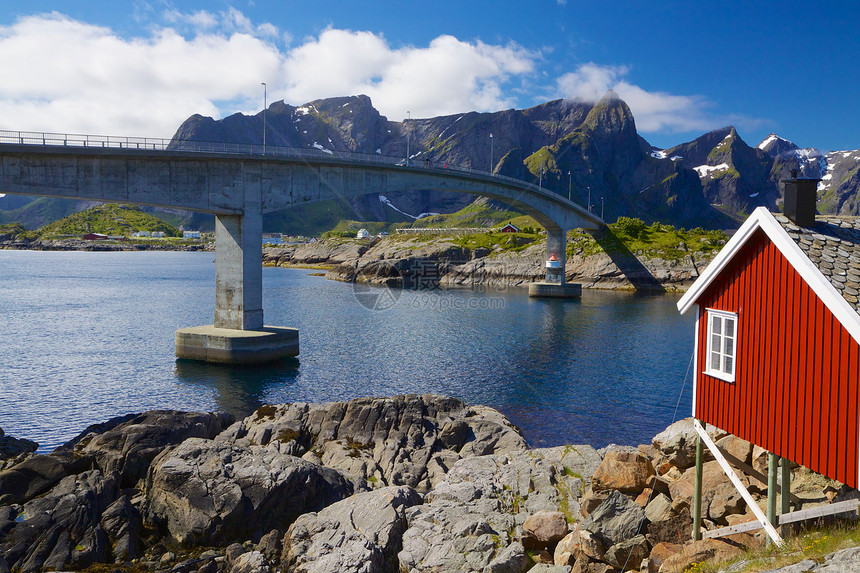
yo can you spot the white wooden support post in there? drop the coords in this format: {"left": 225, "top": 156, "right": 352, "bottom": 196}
{"left": 693, "top": 420, "right": 783, "bottom": 547}
{"left": 767, "top": 452, "right": 778, "bottom": 547}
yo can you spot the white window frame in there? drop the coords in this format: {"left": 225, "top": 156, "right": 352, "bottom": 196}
{"left": 705, "top": 309, "right": 738, "bottom": 382}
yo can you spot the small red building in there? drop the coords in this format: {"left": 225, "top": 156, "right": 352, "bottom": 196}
{"left": 83, "top": 233, "right": 108, "bottom": 240}
{"left": 678, "top": 206, "right": 860, "bottom": 489}
{"left": 499, "top": 223, "right": 520, "bottom": 233}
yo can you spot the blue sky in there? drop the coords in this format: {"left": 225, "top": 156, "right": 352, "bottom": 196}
{"left": 1, "top": 0, "right": 858, "bottom": 151}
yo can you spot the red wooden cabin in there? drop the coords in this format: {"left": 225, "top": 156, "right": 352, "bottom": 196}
{"left": 678, "top": 206, "right": 860, "bottom": 489}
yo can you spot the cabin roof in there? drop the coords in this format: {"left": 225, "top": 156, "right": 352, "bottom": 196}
{"left": 678, "top": 207, "right": 860, "bottom": 345}
{"left": 773, "top": 214, "right": 860, "bottom": 313}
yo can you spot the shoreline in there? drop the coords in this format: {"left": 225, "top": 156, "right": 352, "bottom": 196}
{"left": 1, "top": 395, "right": 856, "bottom": 573}
{"left": 2, "top": 234, "right": 717, "bottom": 292}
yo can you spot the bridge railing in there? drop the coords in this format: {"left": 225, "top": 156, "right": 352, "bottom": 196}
{"left": 0, "top": 129, "right": 597, "bottom": 215}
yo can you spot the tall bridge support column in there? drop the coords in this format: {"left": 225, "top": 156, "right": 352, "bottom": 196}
{"left": 214, "top": 213, "right": 264, "bottom": 330}
{"left": 529, "top": 227, "right": 582, "bottom": 299}
{"left": 175, "top": 177, "right": 298, "bottom": 364}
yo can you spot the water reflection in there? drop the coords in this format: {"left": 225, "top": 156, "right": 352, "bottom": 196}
{"left": 174, "top": 358, "right": 300, "bottom": 420}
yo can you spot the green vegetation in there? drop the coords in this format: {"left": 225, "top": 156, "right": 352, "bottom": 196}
{"left": 0, "top": 222, "right": 36, "bottom": 239}
{"left": 687, "top": 521, "right": 860, "bottom": 573}
{"left": 452, "top": 231, "right": 540, "bottom": 253}
{"left": 567, "top": 217, "right": 728, "bottom": 261}
{"left": 409, "top": 200, "right": 534, "bottom": 229}
{"left": 36, "top": 204, "right": 180, "bottom": 238}
{"left": 321, "top": 219, "right": 390, "bottom": 239}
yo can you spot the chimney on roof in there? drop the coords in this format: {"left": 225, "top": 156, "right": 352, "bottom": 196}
{"left": 783, "top": 169, "right": 821, "bottom": 227}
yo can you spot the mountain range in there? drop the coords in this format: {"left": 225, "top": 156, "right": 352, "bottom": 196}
{"left": 2, "top": 92, "right": 858, "bottom": 233}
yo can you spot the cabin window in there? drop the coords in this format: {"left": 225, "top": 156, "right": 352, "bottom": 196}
{"left": 705, "top": 309, "right": 737, "bottom": 382}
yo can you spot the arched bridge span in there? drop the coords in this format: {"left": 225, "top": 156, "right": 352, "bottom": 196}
{"left": 0, "top": 131, "right": 604, "bottom": 362}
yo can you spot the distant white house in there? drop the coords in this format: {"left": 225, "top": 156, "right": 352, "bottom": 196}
{"left": 356, "top": 228, "right": 370, "bottom": 239}
{"left": 132, "top": 231, "right": 151, "bottom": 238}
{"left": 183, "top": 231, "right": 201, "bottom": 239}
{"left": 151, "top": 231, "right": 166, "bottom": 238}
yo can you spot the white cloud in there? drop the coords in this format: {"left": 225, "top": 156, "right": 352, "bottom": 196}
{"left": 0, "top": 11, "right": 538, "bottom": 137}
{"left": 281, "top": 29, "right": 538, "bottom": 120}
{"left": 557, "top": 63, "right": 721, "bottom": 133}
{"left": 0, "top": 9, "right": 748, "bottom": 142}
{"left": 0, "top": 12, "right": 283, "bottom": 136}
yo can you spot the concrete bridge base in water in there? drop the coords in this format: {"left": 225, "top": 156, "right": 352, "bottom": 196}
{"left": 175, "top": 325, "right": 299, "bottom": 364}
{"left": 528, "top": 282, "right": 582, "bottom": 298}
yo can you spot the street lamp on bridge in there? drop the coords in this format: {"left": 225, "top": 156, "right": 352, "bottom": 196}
{"left": 405, "top": 111, "right": 411, "bottom": 165}
{"left": 489, "top": 132, "right": 494, "bottom": 173}
{"left": 261, "top": 82, "right": 267, "bottom": 155}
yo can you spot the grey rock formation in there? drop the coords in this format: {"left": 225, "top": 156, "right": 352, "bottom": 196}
{"left": 229, "top": 551, "right": 271, "bottom": 573}
{"left": 398, "top": 450, "right": 582, "bottom": 572}
{"left": 282, "top": 485, "right": 422, "bottom": 573}
{"left": 580, "top": 490, "right": 645, "bottom": 547}
{"left": 217, "top": 395, "right": 527, "bottom": 492}
{"left": 145, "top": 438, "right": 356, "bottom": 546}
{"left": 0, "top": 470, "right": 118, "bottom": 573}
{"left": 0, "top": 454, "right": 73, "bottom": 505}
{"left": 70, "top": 410, "right": 234, "bottom": 488}
{"left": 100, "top": 495, "right": 143, "bottom": 562}
{"left": 0, "top": 427, "right": 37, "bottom": 471}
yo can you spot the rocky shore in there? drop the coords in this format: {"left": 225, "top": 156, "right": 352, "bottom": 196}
{"left": 262, "top": 236, "right": 716, "bottom": 292}
{"left": 1, "top": 395, "right": 857, "bottom": 573}
{"left": 0, "top": 236, "right": 209, "bottom": 251}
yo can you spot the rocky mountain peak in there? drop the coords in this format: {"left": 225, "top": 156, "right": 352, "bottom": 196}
{"left": 756, "top": 133, "right": 799, "bottom": 158}
{"left": 582, "top": 91, "right": 637, "bottom": 139}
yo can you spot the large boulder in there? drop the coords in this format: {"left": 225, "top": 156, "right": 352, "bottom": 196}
{"left": 603, "top": 534, "right": 649, "bottom": 571}
{"left": 580, "top": 490, "right": 646, "bottom": 547}
{"left": 668, "top": 460, "right": 751, "bottom": 524}
{"left": 0, "top": 455, "right": 75, "bottom": 506}
{"left": 591, "top": 450, "right": 655, "bottom": 494}
{"left": 145, "top": 438, "right": 357, "bottom": 546}
{"left": 534, "top": 445, "right": 603, "bottom": 488}
{"left": 657, "top": 538, "right": 744, "bottom": 573}
{"left": 217, "top": 395, "right": 528, "bottom": 492}
{"left": 651, "top": 419, "right": 725, "bottom": 471}
{"left": 522, "top": 511, "right": 569, "bottom": 550}
{"left": 0, "top": 470, "right": 119, "bottom": 573}
{"left": 100, "top": 495, "right": 143, "bottom": 562}
{"left": 71, "top": 410, "right": 234, "bottom": 488}
{"left": 282, "top": 485, "right": 422, "bottom": 573}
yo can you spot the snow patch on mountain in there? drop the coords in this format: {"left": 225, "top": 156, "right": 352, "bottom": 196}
{"left": 694, "top": 163, "right": 730, "bottom": 178}
{"left": 312, "top": 142, "right": 333, "bottom": 154}
{"left": 757, "top": 134, "right": 779, "bottom": 150}
{"left": 379, "top": 195, "right": 439, "bottom": 220}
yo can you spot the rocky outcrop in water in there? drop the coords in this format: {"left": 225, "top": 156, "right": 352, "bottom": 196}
{"left": 266, "top": 235, "right": 716, "bottom": 292}
{"left": 1, "top": 403, "right": 858, "bottom": 573}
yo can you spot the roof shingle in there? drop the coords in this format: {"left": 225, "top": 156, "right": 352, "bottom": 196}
{"left": 774, "top": 214, "right": 860, "bottom": 314}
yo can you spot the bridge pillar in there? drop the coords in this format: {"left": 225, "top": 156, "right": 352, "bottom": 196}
{"left": 176, "top": 186, "right": 298, "bottom": 363}
{"left": 214, "top": 213, "right": 264, "bottom": 329}
{"left": 528, "top": 227, "right": 582, "bottom": 299}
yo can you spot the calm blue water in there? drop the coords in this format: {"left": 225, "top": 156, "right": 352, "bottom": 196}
{"left": 0, "top": 250, "right": 695, "bottom": 452}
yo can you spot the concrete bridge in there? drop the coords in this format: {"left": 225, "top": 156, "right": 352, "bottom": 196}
{"left": 0, "top": 130, "right": 604, "bottom": 363}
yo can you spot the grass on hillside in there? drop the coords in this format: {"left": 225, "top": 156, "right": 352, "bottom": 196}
{"left": 450, "top": 230, "right": 541, "bottom": 253}
{"left": 688, "top": 520, "right": 860, "bottom": 573}
{"left": 38, "top": 204, "right": 181, "bottom": 238}
{"left": 319, "top": 200, "right": 544, "bottom": 240}
{"left": 568, "top": 217, "right": 727, "bottom": 261}
{"left": 409, "top": 201, "right": 535, "bottom": 230}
